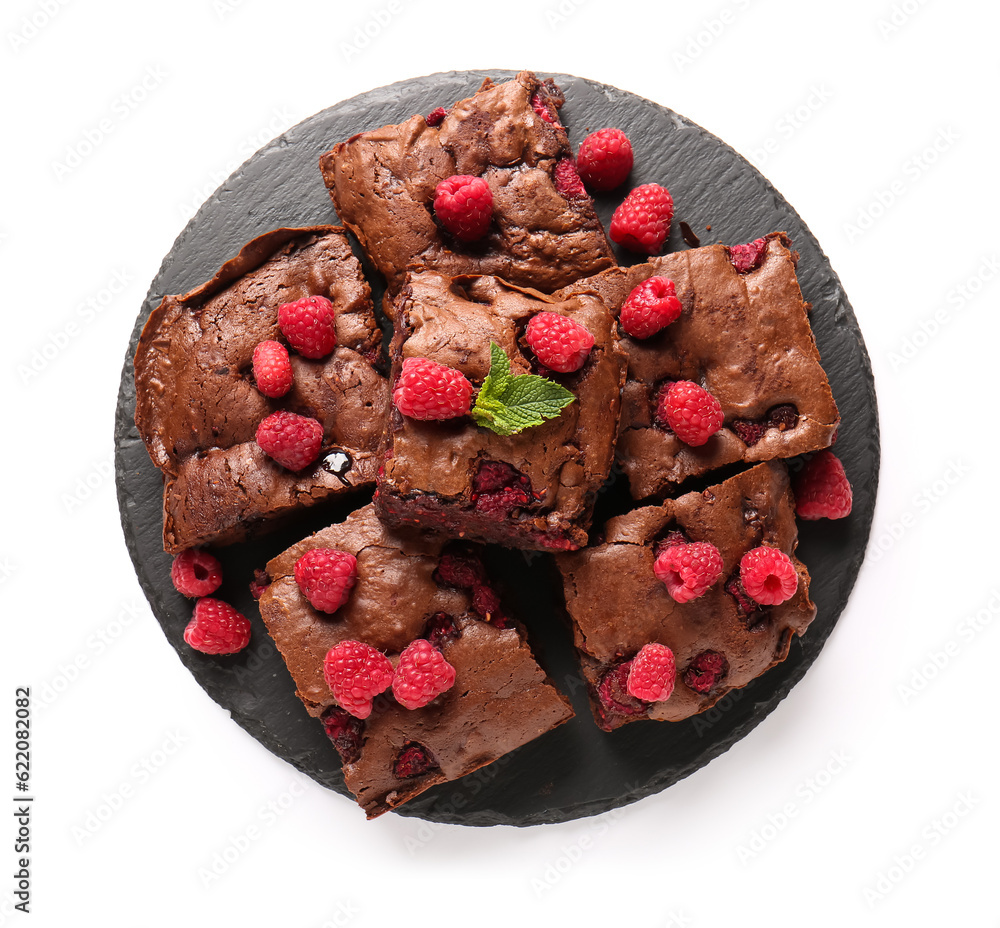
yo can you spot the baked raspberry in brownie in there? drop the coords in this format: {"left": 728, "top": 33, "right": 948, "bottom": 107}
{"left": 375, "top": 270, "right": 627, "bottom": 551}
{"left": 556, "top": 462, "right": 815, "bottom": 731}
{"left": 320, "top": 70, "right": 617, "bottom": 309}
{"left": 257, "top": 503, "right": 574, "bottom": 818}
{"left": 133, "top": 226, "right": 388, "bottom": 553}
{"left": 554, "top": 232, "right": 840, "bottom": 499}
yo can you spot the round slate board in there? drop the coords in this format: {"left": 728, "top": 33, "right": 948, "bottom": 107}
{"left": 114, "top": 70, "right": 880, "bottom": 826}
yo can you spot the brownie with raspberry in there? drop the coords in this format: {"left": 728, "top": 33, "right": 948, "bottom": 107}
{"left": 556, "top": 462, "right": 816, "bottom": 731}
{"left": 553, "top": 232, "right": 840, "bottom": 500}
{"left": 133, "top": 226, "right": 389, "bottom": 553}
{"left": 257, "top": 503, "right": 574, "bottom": 818}
{"left": 374, "top": 270, "right": 627, "bottom": 552}
{"left": 320, "top": 70, "right": 617, "bottom": 311}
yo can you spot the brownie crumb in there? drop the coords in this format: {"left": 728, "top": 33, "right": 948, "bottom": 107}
{"left": 679, "top": 221, "right": 700, "bottom": 248}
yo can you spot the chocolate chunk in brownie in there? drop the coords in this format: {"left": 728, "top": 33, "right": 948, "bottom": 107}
{"left": 320, "top": 70, "right": 616, "bottom": 308}
{"left": 257, "top": 504, "right": 574, "bottom": 818}
{"left": 375, "top": 270, "right": 627, "bottom": 552}
{"left": 556, "top": 462, "right": 815, "bottom": 731}
{"left": 554, "top": 232, "right": 840, "bottom": 500}
{"left": 133, "top": 226, "right": 388, "bottom": 552}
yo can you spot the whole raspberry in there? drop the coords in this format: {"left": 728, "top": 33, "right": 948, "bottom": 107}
{"left": 657, "top": 380, "right": 724, "bottom": 446}
{"left": 323, "top": 640, "right": 395, "bottom": 719}
{"left": 793, "top": 450, "right": 853, "bottom": 520}
{"left": 727, "top": 237, "right": 769, "bottom": 274}
{"left": 294, "top": 548, "right": 358, "bottom": 614}
{"left": 627, "top": 643, "right": 676, "bottom": 702}
{"left": 577, "top": 127, "right": 634, "bottom": 192}
{"left": 393, "top": 357, "right": 473, "bottom": 420}
{"left": 251, "top": 340, "right": 293, "bottom": 398}
{"left": 620, "top": 276, "right": 683, "bottom": 339}
{"left": 739, "top": 547, "right": 798, "bottom": 606}
{"left": 277, "top": 295, "right": 338, "bottom": 359}
{"left": 170, "top": 548, "right": 223, "bottom": 598}
{"left": 653, "top": 542, "right": 724, "bottom": 603}
{"left": 433, "top": 174, "right": 493, "bottom": 242}
{"left": 183, "top": 598, "right": 251, "bottom": 655}
{"left": 525, "top": 311, "right": 595, "bottom": 373}
{"left": 256, "top": 410, "right": 324, "bottom": 471}
{"left": 392, "top": 639, "right": 457, "bottom": 710}
{"left": 609, "top": 183, "right": 674, "bottom": 255}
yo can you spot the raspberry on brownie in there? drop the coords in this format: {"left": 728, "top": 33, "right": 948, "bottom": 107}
{"left": 133, "top": 226, "right": 389, "bottom": 553}
{"left": 257, "top": 504, "right": 573, "bottom": 818}
{"left": 555, "top": 462, "right": 816, "bottom": 731}
{"left": 375, "top": 270, "right": 627, "bottom": 552}
{"left": 553, "top": 231, "right": 840, "bottom": 499}
{"left": 320, "top": 70, "right": 617, "bottom": 312}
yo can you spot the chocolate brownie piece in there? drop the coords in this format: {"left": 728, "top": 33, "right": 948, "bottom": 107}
{"left": 133, "top": 226, "right": 389, "bottom": 553}
{"left": 320, "top": 70, "right": 616, "bottom": 308}
{"left": 257, "top": 503, "right": 574, "bottom": 818}
{"left": 556, "top": 462, "right": 815, "bottom": 731}
{"left": 375, "top": 270, "right": 627, "bottom": 552}
{"left": 554, "top": 232, "right": 839, "bottom": 499}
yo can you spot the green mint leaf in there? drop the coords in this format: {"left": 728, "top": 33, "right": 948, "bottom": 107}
{"left": 471, "top": 342, "right": 576, "bottom": 436}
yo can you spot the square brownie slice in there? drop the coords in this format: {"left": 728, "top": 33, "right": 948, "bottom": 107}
{"left": 556, "top": 462, "right": 815, "bottom": 731}
{"left": 257, "top": 503, "right": 574, "bottom": 818}
{"left": 320, "top": 70, "right": 616, "bottom": 308}
{"left": 133, "top": 226, "right": 389, "bottom": 553}
{"left": 375, "top": 270, "right": 627, "bottom": 551}
{"left": 554, "top": 232, "right": 840, "bottom": 500}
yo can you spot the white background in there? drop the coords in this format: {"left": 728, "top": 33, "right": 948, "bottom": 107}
{"left": 3, "top": 0, "right": 997, "bottom": 925}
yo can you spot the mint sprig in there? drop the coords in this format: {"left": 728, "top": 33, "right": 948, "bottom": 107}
{"left": 470, "top": 342, "right": 576, "bottom": 436}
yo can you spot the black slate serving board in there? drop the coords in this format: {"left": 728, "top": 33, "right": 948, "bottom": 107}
{"left": 114, "top": 70, "right": 880, "bottom": 826}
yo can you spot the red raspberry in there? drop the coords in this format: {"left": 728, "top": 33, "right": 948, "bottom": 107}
{"left": 170, "top": 548, "right": 223, "bottom": 598}
{"left": 294, "top": 548, "right": 358, "bottom": 614}
{"left": 609, "top": 183, "right": 674, "bottom": 254}
{"left": 530, "top": 90, "right": 558, "bottom": 124}
{"left": 619, "top": 276, "right": 683, "bottom": 339}
{"left": 683, "top": 650, "right": 728, "bottom": 694}
{"left": 653, "top": 542, "right": 724, "bottom": 603}
{"left": 277, "top": 295, "right": 338, "bottom": 359}
{"left": 657, "top": 380, "right": 724, "bottom": 446}
{"left": 739, "top": 546, "right": 798, "bottom": 606}
{"left": 255, "top": 410, "right": 324, "bottom": 471}
{"left": 393, "top": 742, "right": 439, "bottom": 779}
{"left": 425, "top": 106, "right": 447, "bottom": 126}
{"left": 577, "top": 128, "right": 634, "bottom": 192}
{"left": 627, "top": 643, "right": 676, "bottom": 702}
{"left": 727, "top": 237, "right": 769, "bottom": 274}
{"left": 392, "top": 639, "right": 457, "bottom": 710}
{"left": 321, "top": 706, "right": 364, "bottom": 764}
{"left": 392, "top": 357, "right": 473, "bottom": 420}
{"left": 553, "top": 157, "right": 587, "bottom": 200}
{"left": 323, "top": 640, "right": 395, "bottom": 719}
{"left": 251, "top": 340, "right": 293, "bottom": 398}
{"left": 525, "top": 311, "right": 595, "bottom": 373}
{"left": 433, "top": 174, "right": 493, "bottom": 242}
{"left": 183, "top": 598, "right": 251, "bottom": 655}
{"left": 793, "top": 450, "right": 853, "bottom": 520}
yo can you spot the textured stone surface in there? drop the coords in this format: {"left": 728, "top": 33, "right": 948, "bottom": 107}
{"left": 114, "top": 70, "right": 880, "bottom": 826}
